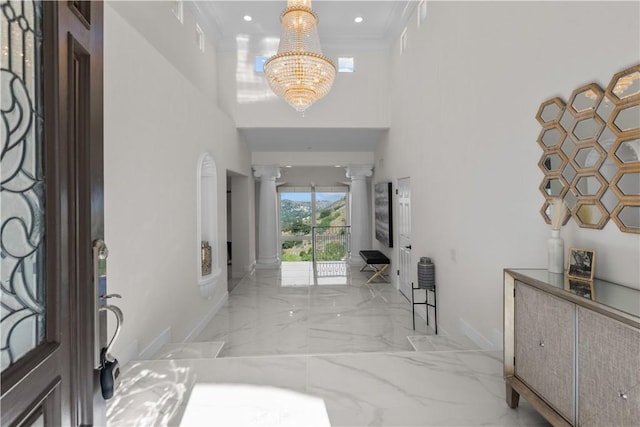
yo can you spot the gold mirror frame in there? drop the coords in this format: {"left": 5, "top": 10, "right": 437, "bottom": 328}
{"left": 537, "top": 64, "right": 640, "bottom": 233}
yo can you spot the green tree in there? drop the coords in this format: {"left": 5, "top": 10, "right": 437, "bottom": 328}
{"left": 321, "top": 242, "right": 346, "bottom": 260}
{"left": 282, "top": 240, "right": 302, "bottom": 249}
{"left": 290, "top": 220, "right": 311, "bottom": 235}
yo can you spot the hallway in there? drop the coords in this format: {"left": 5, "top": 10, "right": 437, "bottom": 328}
{"left": 106, "top": 265, "right": 548, "bottom": 426}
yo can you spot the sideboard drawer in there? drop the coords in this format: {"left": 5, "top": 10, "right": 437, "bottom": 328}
{"left": 577, "top": 307, "right": 640, "bottom": 426}
{"left": 515, "top": 282, "right": 575, "bottom": 422}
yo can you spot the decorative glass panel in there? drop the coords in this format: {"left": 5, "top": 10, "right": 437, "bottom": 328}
{"left": 1, "top": 0, "right": 46, "bottom": 372}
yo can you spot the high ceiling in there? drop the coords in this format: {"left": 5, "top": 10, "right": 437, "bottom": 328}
{"left": 191, "top": 1, "right": 417, "bottom": 153}
{"left": 193, "top": 1, "right": 417, "bottom": 51}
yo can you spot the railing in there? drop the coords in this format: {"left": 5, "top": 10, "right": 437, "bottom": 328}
{"left": 312, "top": 226, "right": 351, "bottom": 262}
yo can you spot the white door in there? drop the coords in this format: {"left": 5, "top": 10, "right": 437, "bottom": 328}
{"left": 397, "top": 178, "right": 412, "bottom": 299}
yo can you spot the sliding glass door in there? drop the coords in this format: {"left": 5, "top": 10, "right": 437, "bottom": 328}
{"left": 279, "top": 187, "right": 348, "bottom": 261}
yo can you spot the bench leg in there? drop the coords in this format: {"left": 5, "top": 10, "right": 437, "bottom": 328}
{"left": 366, "top": 264, "right": 389, "bottom": 283}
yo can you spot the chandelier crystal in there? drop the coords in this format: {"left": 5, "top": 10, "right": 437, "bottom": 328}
{"left": 264, "top": 0, "right": 336, "bottom": 112}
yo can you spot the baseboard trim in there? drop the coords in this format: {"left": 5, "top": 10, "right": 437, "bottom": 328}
{"left": 183, "top": 292, "right": 229, "bottom": 343}
{"left": 118, "top": 338, "right": 140, "bottom": 367}
{"left": 459, "top": 317, "right": 494, "bottom": 350}
{"left": 244, "top": 260, "right": 256, "bottom": 273}
{"left": 139, "top": 326, "right": 172, "bottom": 360}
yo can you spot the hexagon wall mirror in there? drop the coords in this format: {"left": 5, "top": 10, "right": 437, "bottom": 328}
{"left": 537, "top": 63, "right": 640, "bottom": 232}
{"left": 568, "top": 83, "right": 603, "bottom": 115}
{"left": 572, "top": 144, "right": 606, "bottom": 172}
{"left": 574, "top": 202, "right": 608, "bottom": 229}
{"left": 538, "top": 126, "right": 565, "bottom": 149}
{"left": 574, "top": 173, "right": 606, "bottom": 198}
{"left": 613, "top": 204, "right": 640, "bottom": 233}
{"left": 610, "top": 104, "right": 640, "bottom": 135}
{"left": 539, "top": 151, "right": 567, "bottom": 174}
{"left": 606, "top": 65, "right": 640, "bottom": 103}
{"left": 612, "top": 171, "right": 640, "bottom": 198}
{"left": 612, "top": 137, "right": 640, "bottom": 166}
{"left": 570, "top": 115, "right": 605, "bottom": 143}
{"left": 536, "top": 97, "right": 565, "bottom": 125}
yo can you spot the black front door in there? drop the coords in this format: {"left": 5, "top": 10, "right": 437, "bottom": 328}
{"left": 1, "top": 1, "right": 104, "bottom": 425}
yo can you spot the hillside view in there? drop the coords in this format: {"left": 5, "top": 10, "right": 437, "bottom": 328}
{"left": 280, "top": 193, "right": 348, "bottom": 261}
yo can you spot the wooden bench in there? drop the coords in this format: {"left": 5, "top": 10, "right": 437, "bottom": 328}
{"left": 359, "top": 250, "right": 390, "bottom": 283}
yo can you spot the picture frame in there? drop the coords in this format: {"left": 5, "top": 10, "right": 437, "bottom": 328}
{"left": 567, "top": 248, "right": 596, "bottom": 281}
{"left": 565, "top": 278, "right": 595, "bottom": 300}
{"left": 374, "top": 182, "right": 393, "bottom": 248}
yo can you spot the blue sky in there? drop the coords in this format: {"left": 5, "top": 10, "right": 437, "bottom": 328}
{"left": 281, "top": 192, "right": 345, "bottom": 203}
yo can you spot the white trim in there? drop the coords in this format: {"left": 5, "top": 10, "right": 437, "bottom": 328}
{"left": 183, "top": 293, "right": 229, "bottom": 343}
{"left": 244, "top": 260, "right": 256, "bottom": 274}
{"left": 138, "top": 326, "right": 172, "bottom": 360}
{"left": 195, "top": 23, "right": 205, "bottom": 52}
{"left": 459, "top": 317, "right": 495, "bottom": 350}
{"left": 171, "top": 0, "right": 184, "bottom": 24}
{"left": 118, "top": 339, "right": 140, "bottom": 368}
{"left": 417, "top": 0, "right": 427, "bottom": 28}
{"left": 197, "top": 153, "right": 221, "bottom": 292}
{"left": 400, "top": 27, "right": 408, "bottom": 54}
{"left": 199, "top": 267, "right": 222, "bottom": 299}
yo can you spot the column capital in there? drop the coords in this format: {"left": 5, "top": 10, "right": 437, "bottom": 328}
{"left": 345, "top": 164, "right": 374, "bottom": 180}
{"left": 253, "top": 165, "right": 281, "bottom": 181}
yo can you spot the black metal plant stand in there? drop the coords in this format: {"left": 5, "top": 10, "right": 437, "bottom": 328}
{"left": 411, "top": 282, "right": 437, "bottom": 334}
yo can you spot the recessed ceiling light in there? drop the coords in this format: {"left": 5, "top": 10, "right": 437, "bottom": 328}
{"left": 243, "top": 15, "right": 252, "bottom": 22}
{"left": 354, "top": 16, "right": 364, "bottom": 23}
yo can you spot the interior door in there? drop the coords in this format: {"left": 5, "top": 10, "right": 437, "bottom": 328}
{"left": 1, "top": 1, "right": 104, "bottom": 425}
{"left": 397, "top": 177, "right": 412, "bottom": 299}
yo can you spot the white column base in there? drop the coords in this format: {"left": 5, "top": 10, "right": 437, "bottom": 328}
{"left": 256, "top": 257, "right": 281, "bottom": 269}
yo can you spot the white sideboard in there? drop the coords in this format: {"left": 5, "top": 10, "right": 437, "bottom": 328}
{"left": 503, "top": 269, "right": 640, "bottom": 426}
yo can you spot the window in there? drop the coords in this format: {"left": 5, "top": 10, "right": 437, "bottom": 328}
{"left": 172, "top": 0, "right": 183, "bottom": 23}
{"left": 279, "top": 188, "right": 348, "bottom": 262}
{"left": 338, "top": 57, "right": 355, "bottom": 73}
{"left": 417, "top": 0, "right": 427, "bottom": 28}
{"left": 255, "top": 56, "right": 268, "bottom": 73}
{"left": 196, "top": 24, "right": 205, "bottom": 52}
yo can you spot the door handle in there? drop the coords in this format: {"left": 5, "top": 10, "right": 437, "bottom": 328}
{"left": 405, "top": 245, "right": 412, "bottom": 250}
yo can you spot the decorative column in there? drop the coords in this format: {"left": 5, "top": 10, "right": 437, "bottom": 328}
{"left": 253, "top": 165, "right": 282, "bottom": 269}
{"left": 346, "top": 165, "right": 373, "bottom": 266}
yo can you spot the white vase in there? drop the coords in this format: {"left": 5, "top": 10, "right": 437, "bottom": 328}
{"left": 547, "top": 229, "right": 564, "bottom": 274}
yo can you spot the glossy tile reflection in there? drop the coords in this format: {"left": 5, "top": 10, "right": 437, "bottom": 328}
{"left": 108, "top": 351, "right": 549, "bottom": 426}
{"left": 107, "top": 263, "right": 550, "bottom": 426}
{"left": 196, "top": 263, "right": 427, "bottom": 356}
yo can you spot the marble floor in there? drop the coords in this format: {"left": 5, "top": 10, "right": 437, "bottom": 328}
{"left": 107, "top": 262, "right": 549, "bottom": 426}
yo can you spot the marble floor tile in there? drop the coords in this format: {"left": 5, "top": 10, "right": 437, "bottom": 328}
{"left": 150, "top": 342, "right": 225, "bottom": 360}
{"left": 108, "top": 351, "right": 549, "bottom": 426}
{"left": 108, "top": 263, "right": 550, "bottom": 427}
{"left": 196, "top": 264, "right": 429, "bottom": 357}
{"left": 408, "top": 334, "right": 480, "bottom": 352}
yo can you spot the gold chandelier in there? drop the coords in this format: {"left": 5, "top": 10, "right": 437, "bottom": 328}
{"left": 263, "top": 0, "right": 336, "bottom": 112}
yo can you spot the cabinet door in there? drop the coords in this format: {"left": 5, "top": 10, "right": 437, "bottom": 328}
{"left": 577, "top": 307, "right": 640, "bottom": 426}
{"left": 515, "top": 282, "right": 575, "bottom": 422}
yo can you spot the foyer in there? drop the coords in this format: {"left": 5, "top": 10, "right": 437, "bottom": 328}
{"left": 106, "top": 265, "right": 548, "bottom": 426}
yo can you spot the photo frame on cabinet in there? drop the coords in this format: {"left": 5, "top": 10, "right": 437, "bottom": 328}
{"left": 565, "top": 278, "right": 596, "bottom": 300}
{"left": 567, "top": 248, "right": 596, "bottom": 281}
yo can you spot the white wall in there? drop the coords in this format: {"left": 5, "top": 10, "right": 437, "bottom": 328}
{"left": 252, "top": 151, "right": 375, "bottom": 166}
{"left": 374, "top": 1, "right": 640, "bottom": 349}
{"left": 218, "top": 47, "right": 390, "bottom": 128}
{"left": 104, "top": 2, "right": 254, "bottom": 364}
